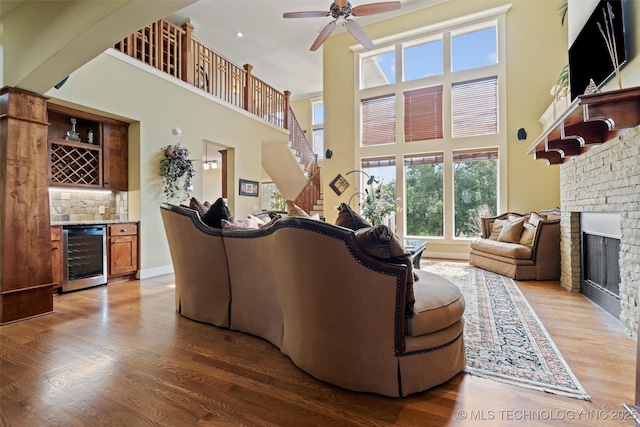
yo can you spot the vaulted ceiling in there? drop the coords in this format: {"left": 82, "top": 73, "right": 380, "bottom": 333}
{"left": 166, "top": 0, "right": 442, "bottom": 100}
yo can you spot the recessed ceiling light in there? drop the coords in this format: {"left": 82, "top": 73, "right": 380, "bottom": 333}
{"left": 236, "top": 32, "right": 243, "bottom": 38}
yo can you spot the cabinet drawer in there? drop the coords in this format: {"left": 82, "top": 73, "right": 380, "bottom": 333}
{"left": 51, "top": 226, "right": 62, "bottom": 241}
{"left": 109, "top": 223, "right": 137, "bottom": 236}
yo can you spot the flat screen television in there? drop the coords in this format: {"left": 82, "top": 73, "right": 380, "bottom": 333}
{"left": 568, "top": 0, "right": 627, "bottom": 100}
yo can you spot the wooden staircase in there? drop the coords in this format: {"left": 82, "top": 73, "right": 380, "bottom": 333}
{"left": 114, "top": 17, "right": 322, "bottom": 217}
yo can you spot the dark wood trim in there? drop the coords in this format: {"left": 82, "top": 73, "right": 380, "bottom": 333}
{"left": 47, "top": 103, "right": 129, "bottom": 127}
{"left": 529, "top": 86, "right": 640, "bottom": 164}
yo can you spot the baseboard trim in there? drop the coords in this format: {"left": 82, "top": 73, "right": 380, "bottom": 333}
{"left": 137, "top": 265, "right": 174, "bottom": 280}
{"left": 425, "top": 252, "right": 469, "bottom": 261}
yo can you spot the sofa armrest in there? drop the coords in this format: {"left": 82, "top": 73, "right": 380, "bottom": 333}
{"left": 530, "top": 217, "right": 561, "bottom": 279}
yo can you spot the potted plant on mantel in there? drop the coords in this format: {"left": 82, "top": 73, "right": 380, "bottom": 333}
{"left": 160, "top": 143, "right": 195, "bottom": 203}
{"left": 539, "top": 0, "right": 571, "bottom": 130}
{"left": 539, "top": 64, "right": 571, "bottom": 130}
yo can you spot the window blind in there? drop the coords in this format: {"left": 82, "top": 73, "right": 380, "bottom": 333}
{"left": 451, "top": 76, "right": 498, "bottom": 138}
{"left": 361, "top": 156, "right": 396, "bottom": 169}
{"left": 404, "top": 153, "right": 444, "bottom": 166}
{"left": 453, "top": 147, "right": 499, "bottom": 162}
{"left": 404, "top": 86, "right": 443, "bottom": 142}
{"left": 361, "top": 94, "right": 396, "bottom": 146}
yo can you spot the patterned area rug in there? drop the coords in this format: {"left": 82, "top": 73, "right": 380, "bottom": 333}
{"left": 421, "top": 261, "right": 591, "bottom": 400}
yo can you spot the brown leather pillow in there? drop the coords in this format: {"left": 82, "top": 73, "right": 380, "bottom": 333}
{"left": 355, "top": 225, "right": 415, "bottom": 317}
{"left": 189, "top": 197, "right": 207, "bottom": 216}
{"left": 201, "top": 197, "right": 233, "bottom": 228}
{"left": 335, "top": 203, "right": 371, "bottom": 230}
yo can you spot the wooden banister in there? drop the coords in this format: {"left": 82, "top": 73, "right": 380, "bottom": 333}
{"left": 288, "top": 108, "right": 318, "bottom": 176}
{"left": 292, "top": 168, "right": 322, "bottom": 216}
{"left": 115, "top": 17, "right": 321, "bottom": 215}
{"left": 113, "top": 18, "right": 289, "bottom": 129}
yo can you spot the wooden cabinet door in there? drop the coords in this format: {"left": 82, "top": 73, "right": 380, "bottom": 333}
{"left": 109, "top": 235, "right": 138, "bottom": 277}
{"left": 103, "top": 123, "right": 128, "bottom": 191}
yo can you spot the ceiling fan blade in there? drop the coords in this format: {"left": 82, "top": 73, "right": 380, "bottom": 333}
{"left": 310, "top": 21, "right": 337, "bottom": 51}
{"left": 283, "top": 11, "right": 330, "bottom": 18}
{"left": 345, "top": 20, "right": 374, "bottom": 50}
{"left": 335, "top": 0, "right": 348, "bottom": 8}
{"left": 352, "top": 1, "right": 401, "bottom": 16}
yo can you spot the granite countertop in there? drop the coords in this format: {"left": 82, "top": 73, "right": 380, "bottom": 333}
{"left": 51, "top": 220, "right": 138, "bottom": 226}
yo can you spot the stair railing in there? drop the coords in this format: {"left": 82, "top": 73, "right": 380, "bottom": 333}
{"left": 288, "top": 108, "right": 318, "bottom": 176}
{"left": 290, "top": 167, "right": 321, "bottom": 216}
{"left": 114, "top": 17, "right": 321, "bottom": 212}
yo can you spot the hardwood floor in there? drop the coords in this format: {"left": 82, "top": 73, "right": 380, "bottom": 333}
{"left": 0, "top": 266, "right": 636, "bottom": 426}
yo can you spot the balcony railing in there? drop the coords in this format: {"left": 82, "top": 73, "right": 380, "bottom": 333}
{"left": 114, "top": 18, "right": 320, "bottom": 205}
{"left": 114, "top": 20, "right": 293, "bottom": 130}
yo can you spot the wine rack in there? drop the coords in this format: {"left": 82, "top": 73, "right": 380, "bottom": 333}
{"left": 50, "top": 139, "right": 102, "bottom": 187}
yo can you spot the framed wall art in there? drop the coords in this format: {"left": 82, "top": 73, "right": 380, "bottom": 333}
{"left": 239, "top": 179, "right": 259, "bottom": 197}
{"left": 329, "top": 174, "right": 350, "bottom": 196}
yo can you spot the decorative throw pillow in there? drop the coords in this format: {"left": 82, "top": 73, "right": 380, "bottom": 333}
{"left": 189, "top": 197, "right": 207, "bottom": 216}
{"left": 519, "top": 222, "right": 537, "bottom": 247}
{"left": 488, "top": 219, "right": 505, "bottom": 240}
{"left": 288, "top": 203, "right": 311, "bottom": 218}
{"left": 497, "top": 216, "right": 526, "bottom": 243}
{"left": 221, "top": 217, "right": 259, "bottom": 230}
{"left": 354, "top": 225, "right": 415, "bottom": 317}
{"left": 201, "top": 197, "right": 233, "bottom": 228}
{"left": 251, "top": 212, "right": 273, "bottom": 223}
{"left": 335, "top": 202, "right": 372, "bottom": 230}
{"left": 247, "top": 214, "right": 266, "bottom": 226}
{"left": 260, "top": 214, "right": 281, "bottom": 228}
{"left": 529, "top": 211, "right": 545, "bottom": 227}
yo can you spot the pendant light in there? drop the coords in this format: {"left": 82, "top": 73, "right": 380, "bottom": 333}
{"left": 203, "top": 144, "right": 210, "bottom": 170}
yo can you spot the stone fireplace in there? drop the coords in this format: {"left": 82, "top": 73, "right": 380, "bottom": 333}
{"left": 560, "top": 125, "right": 640, "bottom": 338}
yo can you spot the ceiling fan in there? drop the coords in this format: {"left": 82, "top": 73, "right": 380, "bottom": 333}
{"left": 283, "top": 1, "right": 401, "bottom": 51}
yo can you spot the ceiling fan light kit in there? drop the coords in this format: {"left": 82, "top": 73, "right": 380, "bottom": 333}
{"left": 283, "top": 1, "right": 401, "bottom": 51}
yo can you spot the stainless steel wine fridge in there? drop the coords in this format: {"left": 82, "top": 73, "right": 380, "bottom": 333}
{"left": 61, "top": 224, "right": 108, "bottom": 292}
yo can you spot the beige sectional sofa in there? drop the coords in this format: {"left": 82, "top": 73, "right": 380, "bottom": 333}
{"left": 160, "top": 203, "right": 466, "bottom": 397}
{"left": 469, "top": 208, "right": 561, "bottom": 280}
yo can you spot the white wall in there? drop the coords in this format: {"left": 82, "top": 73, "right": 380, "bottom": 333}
{"left": 46, "top": 50, "right": 288, "bottom": 277}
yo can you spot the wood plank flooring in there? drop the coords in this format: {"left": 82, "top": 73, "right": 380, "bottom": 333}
{"left": 0, "top": 266, "right": 636, "bottom": 426}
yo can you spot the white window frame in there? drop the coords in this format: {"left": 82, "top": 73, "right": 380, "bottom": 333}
{"left": 311, "top": 97, "right": 324, "bottom": 160}
{"left": 352, "top": 6, "right": 510, "bottom": 243}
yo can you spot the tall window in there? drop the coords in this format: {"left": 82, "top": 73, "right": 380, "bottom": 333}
{"left": 404, "top": 154, "right": 443, "bottom": 237}
{"left": 356, "top": 10, "right": 507, "bottom": 240}
{"left": 453, "top": 149, "right": 498, "bottom": 237}
{"left": 359, "top": 157, "right": 397, "bottom": 230}
{"left": 312, "top": 99, "right": 324, "bottom": 159}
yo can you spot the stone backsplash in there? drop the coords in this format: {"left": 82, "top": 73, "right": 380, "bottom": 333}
{"left": 560, "top": 125, "right": 640, "bottom": 338}
{"left": 49, "top": 189, "right": 128, "bottom": 223}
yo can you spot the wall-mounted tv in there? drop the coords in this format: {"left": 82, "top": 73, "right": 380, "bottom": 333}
{"left": 568, "top": 0, "right": 627, "bottom": 100}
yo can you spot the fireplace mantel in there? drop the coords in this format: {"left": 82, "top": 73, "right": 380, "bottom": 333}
{"left": 527, "top": 86, "right": 640, "bottom": 165}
